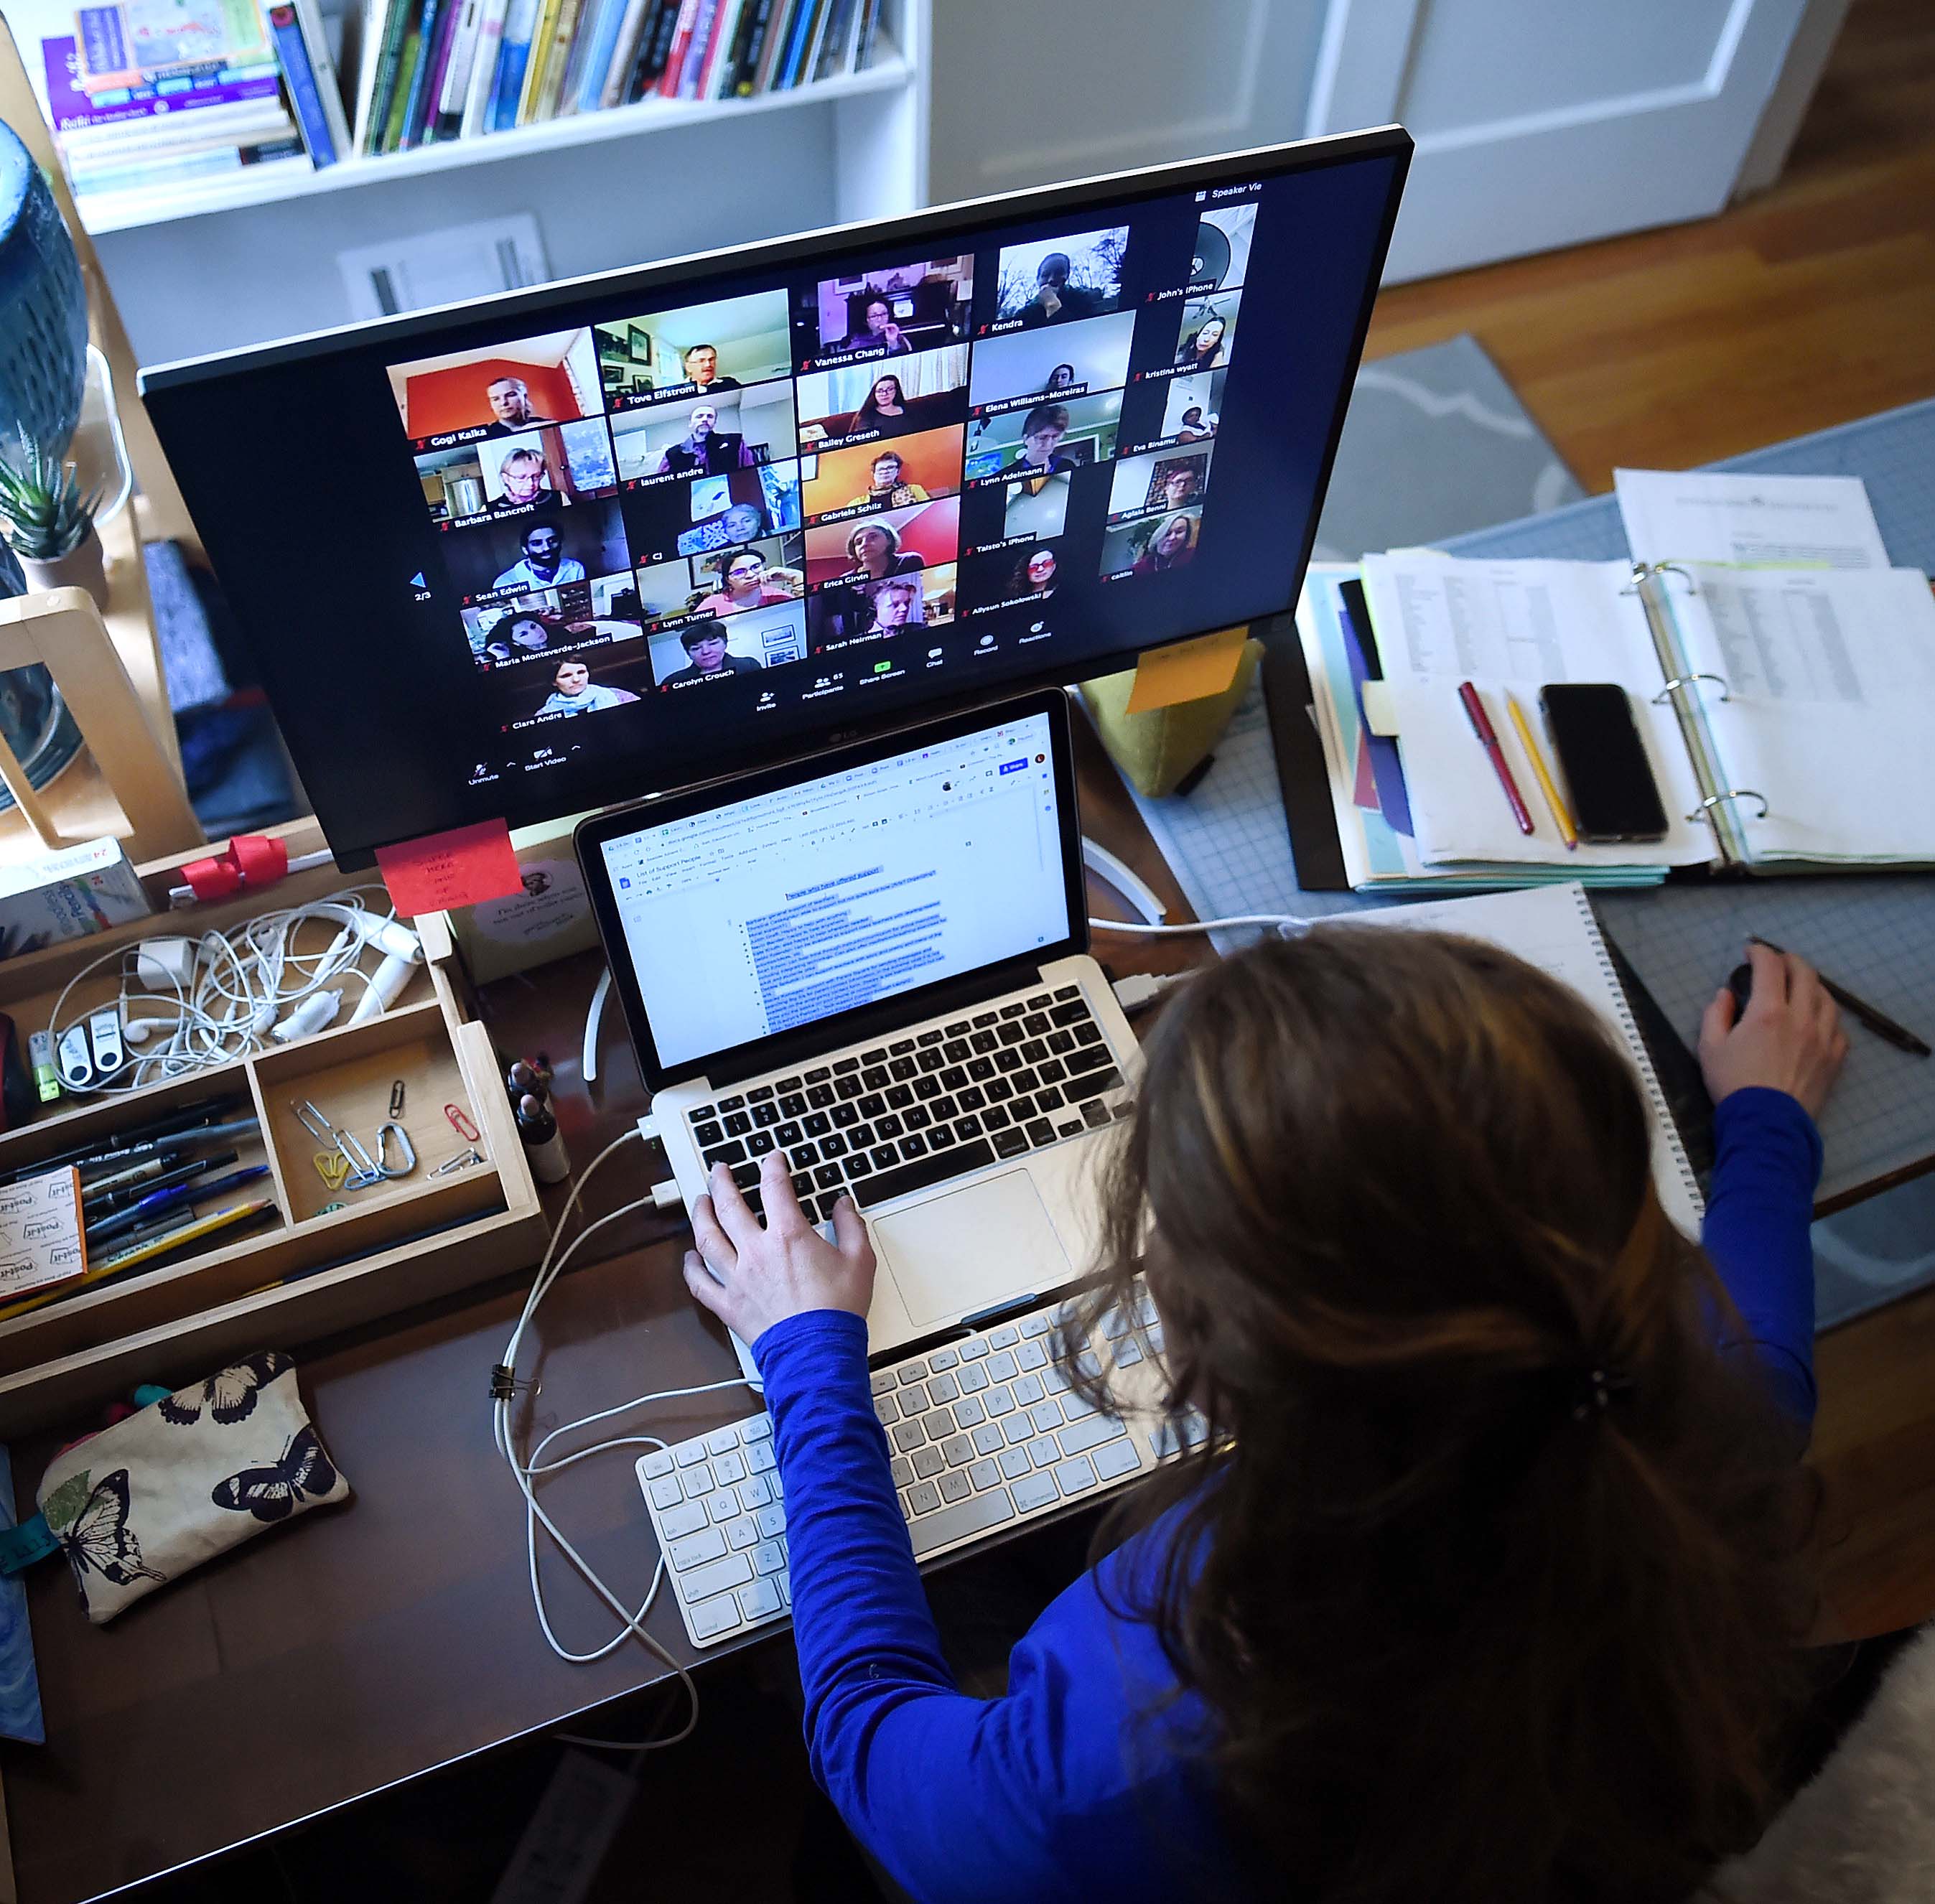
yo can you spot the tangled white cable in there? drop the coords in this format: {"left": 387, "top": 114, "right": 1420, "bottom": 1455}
{"left": 492, "top": 1129, "right": 752, "bottom": 1750}
{"left": 46, "top": 890, "right": 412, "bottom": 1095}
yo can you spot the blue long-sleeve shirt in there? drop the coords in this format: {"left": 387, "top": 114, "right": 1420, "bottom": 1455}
{"left": 750, "top": 1086, "right": 1822, "bottom": 1903}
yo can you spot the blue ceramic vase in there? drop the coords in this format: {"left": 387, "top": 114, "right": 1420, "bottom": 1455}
{"left": 0, "top": 117, "right": 88, "bottom": 457}
{"left": 0, "top": 119, "right": 93, "bottom": 810}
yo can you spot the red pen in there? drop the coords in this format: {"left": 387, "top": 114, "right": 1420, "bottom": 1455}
{"left": 1457, "top": 681, "right": 1534, "bottom": 836}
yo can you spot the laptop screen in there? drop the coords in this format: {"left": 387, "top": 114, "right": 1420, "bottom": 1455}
{"left": 599, "top": 707, "right": 1068, "bottom": 1070}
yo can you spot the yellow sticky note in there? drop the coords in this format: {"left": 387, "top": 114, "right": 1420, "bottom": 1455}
{"left": 1124, "top": 625, "right": 1251, "bottom": 714}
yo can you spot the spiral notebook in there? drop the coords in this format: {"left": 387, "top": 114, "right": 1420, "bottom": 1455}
{"left": 1357, "top": 555, "right": 1935, "bottom": 873}
{"left": 1331, "top": 882, "right": 1705, "bottom": 1238}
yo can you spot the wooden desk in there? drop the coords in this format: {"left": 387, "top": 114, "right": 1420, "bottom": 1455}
{"left": 0, "top": 714, "right": 1206, "bottom": 1904}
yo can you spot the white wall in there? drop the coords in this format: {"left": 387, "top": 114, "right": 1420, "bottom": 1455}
{"left": 924, "top": 0, "right": 1330, "bottom": 206}
{"left": 105, "top": 104, "right": 847, "bottom": 364}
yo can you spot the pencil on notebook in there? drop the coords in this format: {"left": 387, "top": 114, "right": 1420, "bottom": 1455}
{"left": 1505, "top": 694, "right": 1577, "bottom": 851}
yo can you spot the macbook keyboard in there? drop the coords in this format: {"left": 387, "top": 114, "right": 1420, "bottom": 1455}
{"left": 681, "top": 983, "right": 1131, "bottom": 1224}
{"left": 639, "top": 1284, "right": 1201, "bottom": 1648}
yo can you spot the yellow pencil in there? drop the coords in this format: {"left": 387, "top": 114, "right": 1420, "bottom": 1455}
{"left": 0, "top": 1199, "right": 277, "bottom": 1323}
{"left": 1505, "top": 694, "right": 1577, "bottom": 851}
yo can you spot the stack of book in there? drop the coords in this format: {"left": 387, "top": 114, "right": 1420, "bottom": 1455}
{"left": 40, "top": 0, "right": 350, "bottom": 205}
{"left": 352, "top": 0, "right": 886, "bottom": 155}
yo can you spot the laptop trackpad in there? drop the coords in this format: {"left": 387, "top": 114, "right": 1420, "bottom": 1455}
{"left": 874, "top": 1172, "right": 1071, "bottom": 1331}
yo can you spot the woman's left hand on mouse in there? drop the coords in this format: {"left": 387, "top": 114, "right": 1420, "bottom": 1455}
{"left": 685, "top": 1151, "right": 877, "bottom": 1344}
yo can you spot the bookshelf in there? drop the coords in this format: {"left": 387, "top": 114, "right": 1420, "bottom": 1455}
{"left": 77, "top": 40, "right": 916, "bottom": 238}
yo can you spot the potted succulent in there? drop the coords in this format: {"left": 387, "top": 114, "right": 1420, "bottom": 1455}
{"left": 0, "top": 431, "right": 107, "bottom": 611}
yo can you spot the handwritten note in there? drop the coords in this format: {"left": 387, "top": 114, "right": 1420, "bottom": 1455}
{"left": 0, "top": 1169, "right": 86, "bottom": 1299}
{"left": 376, "top": 820, "right": 523, "bottom": 919}
{"left": 1125, "top": 625, "right": 1249, "bottom": 713}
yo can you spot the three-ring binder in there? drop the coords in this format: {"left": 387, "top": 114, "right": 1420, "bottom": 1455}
{"left": 1628, "top": 562, "right": 1763, "bottom": 868}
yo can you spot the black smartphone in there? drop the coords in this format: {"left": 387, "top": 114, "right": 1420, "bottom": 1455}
{"left": 1538, "top": 683, "right": 1669, "bottom": 843}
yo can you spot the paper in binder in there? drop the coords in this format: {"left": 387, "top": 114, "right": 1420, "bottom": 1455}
{"left": 1356, "top": 554, "right": 1935, "bottom": 875}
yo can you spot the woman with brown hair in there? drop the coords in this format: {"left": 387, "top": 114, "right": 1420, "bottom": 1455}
{"left": 685, "top": 930, "right": 1842, "bottom": 1903}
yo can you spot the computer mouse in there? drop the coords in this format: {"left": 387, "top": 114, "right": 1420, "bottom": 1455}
{"left": 1726, "top": 961, "right": 1754, "bottom": 1020}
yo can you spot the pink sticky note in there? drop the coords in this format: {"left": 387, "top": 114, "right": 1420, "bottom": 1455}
{"left": 376, "top": 820, "right": 523, "bottom": 918}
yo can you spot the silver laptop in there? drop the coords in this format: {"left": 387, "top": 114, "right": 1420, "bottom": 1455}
{"left": 577, "top": 689, "right": 1137, "bottom": 1367}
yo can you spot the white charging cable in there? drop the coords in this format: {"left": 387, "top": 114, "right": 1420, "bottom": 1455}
{"left": 1087, "top": 912, "right": 1310, "bottom": 938}
{"left": 47, "top": 889, "right": 416, "bottom": 1093}
{"left": 492, "top": 1128, "right": 754, "bottom": 1748}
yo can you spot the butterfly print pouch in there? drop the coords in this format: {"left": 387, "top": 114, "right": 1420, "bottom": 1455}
{"left": 34, "top": 1350, "right": 351, "bottom": 1625}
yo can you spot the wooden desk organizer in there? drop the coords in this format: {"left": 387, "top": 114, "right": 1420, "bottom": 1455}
{"left": 0, "top": 844, "right": 546, "bottom": 1434}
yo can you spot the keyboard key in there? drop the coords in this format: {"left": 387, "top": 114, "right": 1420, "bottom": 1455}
{"left": 1074, "top": 1022, "right": 1106, "bottom": 1047}
{"left": 779, "top": 1093, "right": 807, "bottom": 1117}
{"left": 889, "top": 1056, "right": 918, "bottom": 1081}
{"left": 816, "top": 1163, "right": 845, "bottom": 1190}
{"left": 1054, "top": 1456, "right": 1099, "bottom": 1497}
{"left": 683, "top": 1470, "right": 714, "bottom": 1501}
{"left": 658, "top": 1498, "right": 709, "bottom": 1540}
{"left": 869, "top": 1370, "right": 896, "bottom": 1396}
{"left": 875, "top": 1394, "right": 900, "bottom": 1425}
{"left": 1028, "top": 1399, "right": 1062, "bottom": 1433}
{"left": 969, "top": 1458, "right": 1004, "bottom": 1491}
{"left": 875, "top": 1114, "right": 905, "bottom": 1139}
{"left": 1025, "top": 1119, "right": 1056, "bottom": 1148}
{"left": 717, "top": 1095, "right": 747, "bottom": 1112}
{"left": 835, "top": 1076, "right": 864, "bottom": 1101}
{"left": 885, "top": 1085, "right": 915, "bottom": 1109}
{"left": 746, "top": 1442, "right": 777, "bottom": 1475}
{"left": 953, "top": 1396, "right": 984, "bottom": 1427}
{"left": 1047, "top": 1030, "right": 1076, "bottom": 1056}
{"left": 1053, "top": 984, "right": 1080, "bottom": 1000}
{"left": 688, "top": 1593, "right": 741, "bottom": 1641}
{"left": 1115, "top": 1338, "right": 1144, "bottom": 1367}
{"left": 917, "top": 1030, "right": 944, "bottom": 1047}
{"left": 989, "top": 1326, "right": 1019, "bottom": 1348}
{"left": 1060, "top": 1413, "right": 1127, "bottom": 1457}
{"left": 1037, "top": 1058, "right": 1068, "bottom": 1085}
{"left": 927, "top": 1372, "right": 959, "bottom": 1404}
{"left": 939, "top": 1470, "right": 973, "bottom": 1503}
{"left": 1015, "top": 1344, "right": 1048, "bottom": 1376}
{"left": 983, "top": 1106, "right": 1012, "bottom": 1134}
{"left": 905, "top": 1480, "right": 942, "bottom": 1516}
{"left": 898, "top": 1361, "right": 928, "bottom": 1386}
{"left": 970, "top": 1031, "right": 999, "bottom": 1055}
{"left": 1027, "top": 992, "right": 1053, "bottom": 1009}
{"left": 806, "top": 1086, "right": 836, "bottom": 1111}
{"left": 861, "top": 1067, "right": 890, "bottom": 1091}
{"left": 988, "top": 1348, "right": 1018, "bottom": 1379}
{"left": 929, "top": 1123, "right": 956, "bottom": 1149}
{"left": 916, "top": 1047, "right": 946, "bottom": 1072}
{"left": 723, "top": 1111, "right": 753, "bottom": 1137}
{"left": 912, "top": 1446, "right": 945, "bottom": 1479}
{"left": 714, "top": 1452, "right": 746, "bottom": 1485}
{"left": 890, "top": 1455, "right": 913, "bottom": 1488}
{"left": 892, "top": 1421, "right": 926, "bottom": 1452}
{"left": 1022, "top": 1014, "right": 1050, "bottom": 1037}
{"left": 945, "top": 1020, "right": 971, "bottom": 1037}
{"left": 1049, "top": 1000, "right": 1088, "bottom": 1025}
{"left": 889, "top": 1039, "right": 916, "bottom": 1056}
{"left": 668, "top": 1526, "right": 727, "bottom": 1570}
{"left": 1004, "top": 1416, "right": 1033, "bottom": 1447}
{"left": 959, "top": 1363, "right": 989, "bottom": 1392}
{"left": 778, "top": 1121, "right": 805, "bottom": 1148}
{"left": 643, "top": 1450, "right": 676, "bottom": 1478}
{"left": 709, "top": 1494, "right": 740, "bottom": 1526}
{"left": 1063, "top": 1067, "right": 1124, "bottom": 1103}
{"left": 986, "top": 1075, "right": 1015, "bottom": 1101}
{"left": 823, "top": 1132, "right": 850, "bottom": 1157}
{"left": 997, "top": 1022, "right": 1026, "bottom": 1047}
{"left": 747, "top": 1130, "right": 776, "bottom": 1157}
{"left": 739, "top": 1577, "right": 785, "bottom": 1623}
{"left": 692, "top": 1119, "right": 724, "bottom": 1149}
{"left": 1083, "top": 1101, "right": 1112, "bottom": 1129}
{"left": 775, "top": 1076, "right": 802, "bottom": 1092}
{"left": 1093, "top": 1438, "right": 1142, "bottom": 1483}
{"left": 755, "top": 1503, "right": 787, "bottom": 1538}
{"left": 859, "top": 1092, "right": 887, "bottom": 1118}
{"left": 1012, "top": 1471, "right": 1059, "bottom": 1513}
{"left": 906, "top": 1487, "right": 1016, "bottom": 1555}
{"left": 971, "top": 1422, "right": 1004, "bottom": 1455}
{"left": 869, "top": 1144, "right": 898, "bottom": 1172}
{"left": 984, "top": 1388, "right": 1015, "bottom": 1419}
{"left": 998, "top": 1445, "right": 1032, "bottom": 1480}
{"left": 833, "top": 1057, "right": 860, "bottom": 1073}
{"left": 971, "top": 1012, "right": 999, "bottom": 1029}
{"left": 648, "top": 1475, "right": 685, "bottom": 1511}
{"left": 968, "top": 1054, "right": 996, "bottom": 1080}
{"left": 676, "top": 1442, "right": 708, "bottom": 1467}
{"left": 831, "top": 1101, "right": 860, "bottom": 1125}
{"left": 752, "top": 1101, "right": 782, "bottom": 1128}
{"left": 1034, "top": 1086, "right": 1063, "bottom": 1112}
{"left": 928, "top": 1347, "right": 960, "bottom": 1371}
{"left": 726, "top": 1516, "right": 759, "bottom": 1551}
{"left": 959, "top": 1336, "right": 989, "bottom": 1360}
{"left": 851, "top": 1137, "right": 997, "bottom": 1210}
{"left": 752, "top": 1539, "right": 786, "bottom": 1576}
{"left": 942, "top": 1042, "right": 970, "bottom": 1065}
{"left": 999, "top": 1002, "right": 1028, "bottom": 1019}
{"left": 992, "top": 1127, "right": 1027, "bottom": 1158}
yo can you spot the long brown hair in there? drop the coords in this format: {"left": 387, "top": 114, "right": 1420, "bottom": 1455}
{"left": 1068, "top": 928, "right": 1818, "bottom": 1904}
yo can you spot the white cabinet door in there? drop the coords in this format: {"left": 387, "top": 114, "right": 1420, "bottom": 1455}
{"left": 1307, "top": 0, "right": 1819, "bottom": 280}
{"left": 924, "top": 0, "right": 1328, "bottom": 206}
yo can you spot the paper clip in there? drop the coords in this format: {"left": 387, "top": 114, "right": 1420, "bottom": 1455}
{"left": 445, "top": 1102, "right": 482, "bottom": 1143}
{"left": 430, "top": 1147, "right": 485, "bottom": 1177}
{"left": 292, "top": 1098, "right": 379, "bottom": 1186}
{"left": 389, "top": 1078, "right": 407, "bottom": 1117}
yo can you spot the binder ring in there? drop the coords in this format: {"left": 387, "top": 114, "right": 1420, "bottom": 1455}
{"left": 1654, "top": 672, "right": 1730, "bottom": 704}
{"left": 1687, "top": 788, "right": 1769, "bottom": 823}
{"left": 1623, "top": 561, "right": 1695, "bottom": 595}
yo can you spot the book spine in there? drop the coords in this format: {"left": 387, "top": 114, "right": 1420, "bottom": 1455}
{"left": 395, "top": 0, "right": 446, "bottom": 144}
{"left": 633, "top": 0, "right": 679, "bottom": 93}
{"left": 532, "top": 0, "right": 582, "bottom": 118}
{"left": 363, "top": 0, "right": 417, "bottom": 151}
{"left": 854, "top": 0, "right": 879, "bottom": 69}
{"left": 514, "top": 0, "right": 562, "bottom": 121}
{"left": 811, "top": 0, "right": 853, "bottom": 82}
{"left": 413, "top": 0, "right": 462, "bottom": 139}
{"left": 460, "top": 0, "right": 510, "bottom": 131}
{"left": 780, "top": 0, "right": 818, "bottom": 87}
{"left": 727, "top": 0, "right": 770, "bottom": 94}
{"left": 675, "top": 0, "right": 716, "bottom": 97}
{"left": 798, "top": 0, "right": 834, "bottom": 87}
{"left": 657, "top": 0, "right": 699, "bottom": 98}
{"left": 489, "top": 0, "right": 541, "bottom": 125}
{"left": 350, "top": 0, "right": 391, "bottom": 153}
{"left": 435, "top": 0, "right": 485, "bottom": 123}
{"left": 266, "top": 4, "right": 335, "bottom": 164}
{"left": 52, "top": 74, "right": 284, "bottom": 136}
{"left": 573, "top": 0, "right": 623, "bottom": 111}
{"left": 750, "top": 0, "right": 791, "bottom": 93}
{"left": 292, "top": 0, "right": 355, "bottom": 157}
{"left": 71, "top": 135, "right": 306, "bottom": 195}
{"left": 60, "top": 100, "right": 294, "bottom": 155}
{"left": 381, "top": 28, "right": 422, "bottom": 147}
{"left": 597, "top": 0, "right": 651, "bottom": 106}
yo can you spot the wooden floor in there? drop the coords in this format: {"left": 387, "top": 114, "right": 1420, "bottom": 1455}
{"left": 1364, "top": 0, "right": 1935, "bottom": 494}
{"left": 1358, "top": 0, "right": 1935, "bottom": 1638}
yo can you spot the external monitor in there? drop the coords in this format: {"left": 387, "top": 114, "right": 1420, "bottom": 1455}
{"left": 141, "top": 130, "right": 1411, "bottom": 864}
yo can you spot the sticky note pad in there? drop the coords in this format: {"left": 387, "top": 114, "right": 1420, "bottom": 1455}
{"left": 377, "top": 820, "right": 523, "bottom": 918}
{"left": 1124, "top": 625, "right": 1249, "bottom": 714}
{"left": 0, "top": 1169, "right": 86, "bottom": 1302}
